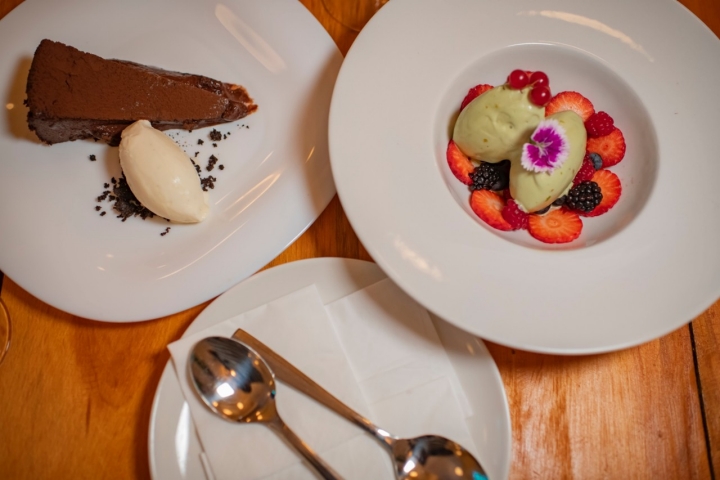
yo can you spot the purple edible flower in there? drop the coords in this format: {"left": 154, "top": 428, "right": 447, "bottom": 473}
{"left": 521, "top": 119, "right": 570, "bottom": 173}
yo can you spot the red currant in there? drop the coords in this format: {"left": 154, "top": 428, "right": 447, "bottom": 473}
{"left": 530, "top": 85, "right": 551, "bottom": 106}
{"left": 507, "top": 69, "right": 529, "bottom": 89}
{"left": 529, "top": 71, "right": 549, "bottom": 88}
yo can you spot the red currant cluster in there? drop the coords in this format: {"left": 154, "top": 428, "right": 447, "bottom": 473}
{"left": 507, "top": 69, "right": 551, "bottom": 106}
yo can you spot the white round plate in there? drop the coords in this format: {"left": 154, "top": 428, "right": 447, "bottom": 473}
{"left": 0, "top": 0, "right": 340, "bottom": 321}
{"left": 329, "top": 0, "right": 720, "bottom": 353}
{"left": 148, "top": 257, "right": 512, "bottom": 480}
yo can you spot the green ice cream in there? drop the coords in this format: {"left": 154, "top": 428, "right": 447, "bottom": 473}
{"left": 452, "top": 84, "right": 587, "bottom": 214}
{"left": 452, "top": 85, "right": 544, "bottom": 163}
{"left": 509, "top": 111, "right": 587, "bottom": 213}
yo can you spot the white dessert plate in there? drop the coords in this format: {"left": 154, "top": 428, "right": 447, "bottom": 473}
{"left": 148, "top": 257, "right": 512, "bottom": 480}
{"left": 329, "top": 0, "right": 720, "bottom": 353}
{"left": 0, "top": 0, "right": 340, "bottom": 321}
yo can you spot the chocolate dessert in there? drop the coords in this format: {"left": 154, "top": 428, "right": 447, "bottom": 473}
{"left": 25, "top": 40, "right": 257, "bottom": 146}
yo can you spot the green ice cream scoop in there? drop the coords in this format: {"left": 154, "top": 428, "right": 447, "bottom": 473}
{"left": 452, "top": 85, "right": 544, "bottom": 163}
{"left": 509, "top": 110, "right": 587, "bottom": 213}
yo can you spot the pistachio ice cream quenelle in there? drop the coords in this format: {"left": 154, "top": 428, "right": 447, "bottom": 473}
{"left": 510, "top": 111, "right": 587, "bottom": 212}
{"left": 453, "top": 85, "right": 544, "bottom": 163}
{"left": 119, "top": 120, "right": 209, "bottom": 223}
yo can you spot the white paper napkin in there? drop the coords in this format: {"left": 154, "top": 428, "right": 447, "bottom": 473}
{"left": 168, "top": 285, "right": 391, "bottom": 480}
{"left": 169, "top": 279, "right": 479, "bottom": 479}
{"left": 325, "top": 278, "right": 477, "bottom": 455}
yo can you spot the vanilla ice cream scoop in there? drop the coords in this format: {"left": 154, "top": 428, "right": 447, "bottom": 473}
{"left": 119, "top": 120, "right": 208, "bottom": 223}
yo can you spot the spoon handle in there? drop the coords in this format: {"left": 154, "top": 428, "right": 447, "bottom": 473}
{"left": 268, "top": 416, "right": 343, "bottom": 480}
{"left": 232, "top": 329, "right": 395, "bottom": 450}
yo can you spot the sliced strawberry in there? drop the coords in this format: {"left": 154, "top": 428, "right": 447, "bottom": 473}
{"left": 447, "top": 140, "right": 474, "bottom": 185}
{"left": 545, "top": 91, "right": 595, "bottom": 121}
{"left": 460, "top": 84, "right": 493, "bottom": 111}
{"left": 586, "top": 128, "right": 626, "bottom": 168}
{"left": 581, "top": 170, "right": 621, "bottom": 217}
{"left": 470, "top": 190, "right": 513, "bottom": 231}
{"left": 528, "top": 209, "right": 583, "bottom": 244}
{"left": 573, "top": 155, "right": 596, "bottom": 185}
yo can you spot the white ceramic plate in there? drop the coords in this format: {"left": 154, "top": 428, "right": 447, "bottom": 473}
{"left": 329, "top": 0, "right": 720, "bottom": 354}
{"left": 148, "top": 257, "right": 512, "bottom": 480}
{"left": 0, "top": 0, "right": 340, "bottom": 321}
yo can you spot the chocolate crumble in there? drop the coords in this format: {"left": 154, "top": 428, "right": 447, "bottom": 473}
{"left": 200, "top": 175, "right": 217, "bottom": 191}
{"left": 89, "top": 154, "right": 96, "bottom": 161}
{"left": 197, "top": 139, "right": 204, "bottom": 145}
{"left": 110, "top": 175, "right": 155, "bottom": 221}
{"left": 209, "top": 129, "right": 222, "bottom": 141}
{"left": 160, "top": 227, "right": 171, "bottom": 236}
{"left": 207, "top": 155, "right": 218, "bottom": 172}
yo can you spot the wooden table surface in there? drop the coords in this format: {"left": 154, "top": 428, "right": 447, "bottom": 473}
{"left": 1, "top": 0, "right": 719, "bottom": 479}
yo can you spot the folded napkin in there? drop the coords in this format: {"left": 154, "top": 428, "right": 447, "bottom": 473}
{"left": 326, "top": 278, "right": 476, "bottom": 455}
{"left": 169, "top": 279, "right": 478, "bottom": 479}
{"left": 169, "top": 285, "right": 391, "bottom": 480}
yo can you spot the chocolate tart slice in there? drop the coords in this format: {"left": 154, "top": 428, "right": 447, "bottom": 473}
{"left": 25, "top": 39, "right": 257, "bottom": 146}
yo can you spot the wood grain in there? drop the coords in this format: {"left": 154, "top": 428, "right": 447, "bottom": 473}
{"left": 0, "top": 0, "right": 719, "bottom": 479}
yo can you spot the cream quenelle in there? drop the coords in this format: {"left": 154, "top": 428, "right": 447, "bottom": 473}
{"left": 119, "top": 120, "right": 209, "bottom": 223}
{"left": 453, "top": 85, "right": 544, "bottom": 163}
{"left": 509, "top": 111, "right": 587, "bottom": 212}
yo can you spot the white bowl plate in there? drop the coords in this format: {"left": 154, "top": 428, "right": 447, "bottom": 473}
{"left": 329, "top": 0, "right": 720, "bottom": 353}
{"left": 0, "top": 0, "right": 341, "bottom": 321}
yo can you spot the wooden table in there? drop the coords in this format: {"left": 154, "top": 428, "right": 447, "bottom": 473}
{"left": 1, "top": 0, "right": 718, "bottom": 478}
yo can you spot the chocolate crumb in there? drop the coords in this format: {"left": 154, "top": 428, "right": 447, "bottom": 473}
{"left": 89, "top": 154, "right": 97, "bottom": 161}
{"left": 103, "top": 183, "right": 110, "bottom": 188}
{"left": 197, "top": 139, "right": 204, "bottom": 145}
{"left": 212, "top": 143, "right": 217, "bottom": 148}
{"left": 223, "top": 134, "right": 227, "bottom": 140}
{"left": 110, "top": 175, "right": 156, "bottom": 221}
{"left": 95, "top": 206, "right": 101, "bottom": 211}
{"left": 100, "top": 211, "right": 106, "bottom": 216}
{"left": 160, "top": 227, "right": 171, "bottom": 237}
{"left": 207, "top": 154, "right": 219, "bottom": 171}
{"left": 194, "top": 152, "right": 199, "bottom": 158}
{"left": 218, "top": 164, "right": 225, "bottom": 170}
{"left": 111, "top": 177, "right": 117, "bottom": 184}
{"left": 201, "top": 175, "right": 217, "bottom": 191}
{"left": 209, "top": 129, "right": 222, "bottom": 141}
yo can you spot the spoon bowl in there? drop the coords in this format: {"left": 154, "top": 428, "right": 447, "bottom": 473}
{"left": 189, "top": 337, "right": 340, "bottom": 480}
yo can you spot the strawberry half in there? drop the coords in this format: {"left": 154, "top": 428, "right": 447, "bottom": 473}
{"left": 460, "top": 84, "right": 493, "bottom": 111}
{"left": 581, "top": 170, "right": 621, "bottom": 217}
{"left": 528, "top": 209, "right": 583, "bottom": 244}
{"left": 586, "top": 128, "right": 626, "bottom": 168}
{"left": 447, "top": 140, "right": 474, "bottom": 185}
{"left": 545, "top": 91, "right": 595, "bottom": 121}
{"left": 470, "top": 190, "right": 513, "bottom": 231}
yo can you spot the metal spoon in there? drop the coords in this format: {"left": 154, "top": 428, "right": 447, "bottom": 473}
{"left": 189, "top": 336, "right": 341, "bottom": 480}
{"left": 232, "top": 329, "right": 489, "bottom": 480}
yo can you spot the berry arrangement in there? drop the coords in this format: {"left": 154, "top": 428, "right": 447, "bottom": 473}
{"left": 447, "top": 70, "right": 626, "bottom": 244}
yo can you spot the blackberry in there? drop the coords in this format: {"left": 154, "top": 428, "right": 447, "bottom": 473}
{"left": 552, "top": 195, "right": 567, "bottom": 207}
{"left": 469, "top": 160, "right": 510, "bottom": 191}
{"left": 566, "top": 181, "right": 603, "bottom": 213}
